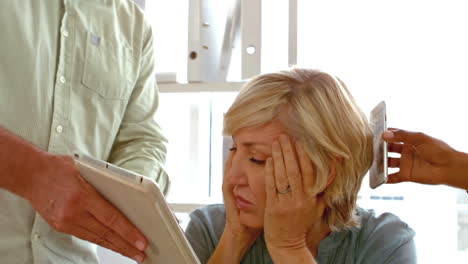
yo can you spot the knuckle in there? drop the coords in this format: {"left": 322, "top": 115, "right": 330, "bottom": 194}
{"left": 306, "top": 189, "right": 316, "bottom": 197}
{"left": 120, "top": 229, "right": 136, "bottom": 243}
{"left": 93, "top": 237, "right": 109, "bottom": 248}
{"left": 282, "top": 149, "right": 292, "bottom": 159}
{"left": 266, "top": 180, "right": 275, "bottom": 189}
{"left": 62, "top": 190, "right": 83, "bottom": 210}
{"left": 296, "top": 202, "right": 307, "bottom": 211}
{"left": 287, "top": 168, "right": 299, "bottom": 178}
{"left": 99, "top": 228, "right": 113, "bottom": 240}
{"left": 51, "top": 206, "right": 74, "bottom": 225}
{"left": 51, "top": 220, "right": 67, "bottom": 232}
{"left": 415, "top": 132, "right": 424, "bottom": 137}
{"left": 49, "top": 207, "right": 79, "bottom": 232}
{"left": 104, "top": 212, "right": 121, "bottom": 227}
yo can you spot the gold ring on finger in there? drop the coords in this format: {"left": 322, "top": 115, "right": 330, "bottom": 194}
{"left": 277, "top": 185, "right": 291, "bottom": 194}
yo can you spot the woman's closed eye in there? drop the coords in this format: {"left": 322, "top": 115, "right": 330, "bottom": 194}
{"left": 249, "top": 157, "right": 266, "bottom": 165}
{"left": 229, "top": 146, "right": 265, "bottom": 164}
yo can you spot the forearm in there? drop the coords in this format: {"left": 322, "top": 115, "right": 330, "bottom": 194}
{"left": 0, "top": 127, "right": 48, "bottom": 196}
{"left": 208, "top": 231, "right": 253, "bottom": 264}
{"left": 445, "top": 150, "right": 468, "bottom": 190}
{"left": 269, "top": 247, "right": 317, "bottom": 264}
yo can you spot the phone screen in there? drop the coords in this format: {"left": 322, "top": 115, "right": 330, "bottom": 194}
{"left": 369, "top": 101, "right": 388, "bottom": 189}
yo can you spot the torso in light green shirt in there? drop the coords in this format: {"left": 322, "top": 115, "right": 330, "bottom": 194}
{"left": 0, "top": 0, "right": 169, "bottom": 263}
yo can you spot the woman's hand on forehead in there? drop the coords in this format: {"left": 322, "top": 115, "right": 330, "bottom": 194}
{"left": 263, "top": 134, "right": 326, "bottom": 262}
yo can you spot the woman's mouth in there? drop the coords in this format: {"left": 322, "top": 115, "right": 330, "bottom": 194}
{"left": 235, "top": 196, "right": 254, "bottom": 210}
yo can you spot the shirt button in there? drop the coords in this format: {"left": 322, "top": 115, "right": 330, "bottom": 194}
{"left": 56, "top": 125, "right": 63, "bottom": 134}
{"left": 59, "top": 76, "right": 66, "bottom": 84}
{"left": 62, "top": 30, "right": 69, "bottom": 37}
{"left": 33, "top": 233, "right": 40, "bottom": 240}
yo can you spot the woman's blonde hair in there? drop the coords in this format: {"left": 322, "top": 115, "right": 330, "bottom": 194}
{"left": 223, "top": 68, "right": 373, "bottom": 231}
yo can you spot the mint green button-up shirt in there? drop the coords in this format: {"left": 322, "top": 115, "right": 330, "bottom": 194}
{"left": 0, "top": 0, "right": 170, "bottom": 263}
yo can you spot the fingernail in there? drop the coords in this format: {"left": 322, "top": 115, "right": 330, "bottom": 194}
{"left": 133, "top": 255, "right": 144, "bottom": 263}
{"left": 135, "top": 240, "right": 146, "bottom": 251}
{"left": 382, "top": 131, "right": 394, "bottom": 139}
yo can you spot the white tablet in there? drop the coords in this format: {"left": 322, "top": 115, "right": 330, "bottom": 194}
{"left": 73, "top": 153, "right": 200, "bottom": 264}
{"left": 369, "top": 101, "right": 388, "bottom": 189}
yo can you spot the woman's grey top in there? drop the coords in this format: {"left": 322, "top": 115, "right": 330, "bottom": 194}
{"left": 185, "top": 204, "right": 416, "bottom": 264}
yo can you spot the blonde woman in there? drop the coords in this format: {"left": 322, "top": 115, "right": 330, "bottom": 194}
{"left": 185, "top": 68, "right": 416, "bottom": 264}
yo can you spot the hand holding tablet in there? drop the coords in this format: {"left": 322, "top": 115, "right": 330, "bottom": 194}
{"left": 74, "top": 154, "right": 200, "bottom": 264}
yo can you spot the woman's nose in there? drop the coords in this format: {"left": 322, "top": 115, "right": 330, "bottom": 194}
{"left": 226, "top": 157, "right": 248, "bottom": 185}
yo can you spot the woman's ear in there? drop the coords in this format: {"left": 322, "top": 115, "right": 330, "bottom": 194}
{"left": 326, "top": 157, "right": 342, "bottom": 187}
{"left": 317, "top": 162, "right": 337, "bottom": 194}
{"left": 326, "top": 165, "right": 336, "bottom": 188}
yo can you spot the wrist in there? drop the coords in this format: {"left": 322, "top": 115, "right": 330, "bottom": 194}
{"left": 266, "top": 238, "right": 307, "bottom": 258}
{"left": 446, "top": 151, "right": 468, "bottom": 190}
{"left": 0, "top": 128, "right": 49, "bottom": 197}
{"left": 268, "top": 246, "right": 315, "bottom": 264}
{"left": 223, "top": 227, "right": 257, "bottom": 256}
{"left": 12, "top": 150, "right": 54, "bottom": 200}
{"left": 209, "top": 230, "right": 256, "bottom": 264}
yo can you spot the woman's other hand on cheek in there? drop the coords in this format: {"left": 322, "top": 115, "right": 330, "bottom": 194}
{"left": 210, "top": 151, "right": 261, "bottom": 264}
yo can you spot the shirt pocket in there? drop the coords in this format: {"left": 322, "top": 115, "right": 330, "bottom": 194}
{"left": 81, "top": 31, "right": 134, "bottom": 100}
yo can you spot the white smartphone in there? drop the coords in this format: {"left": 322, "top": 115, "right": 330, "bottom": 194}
{"left": 369, "top": 101, "right": 388, "bottom": 189}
